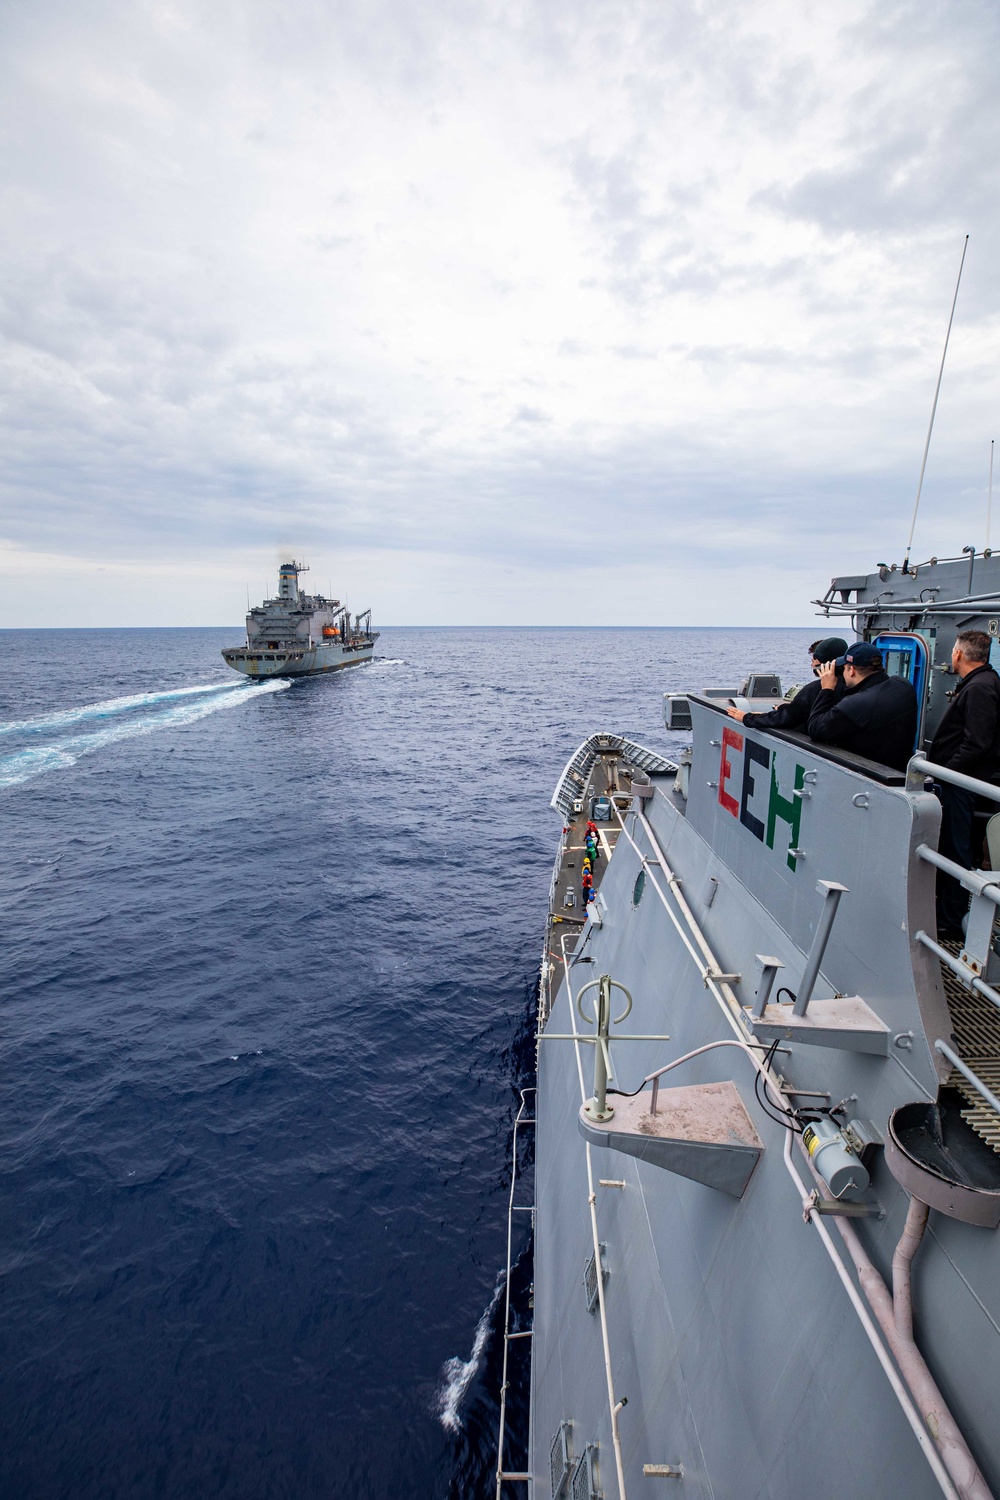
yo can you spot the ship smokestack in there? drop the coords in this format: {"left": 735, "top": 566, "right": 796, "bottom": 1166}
{"left": 278, "top": 562, "right": 301, "bottom": 605}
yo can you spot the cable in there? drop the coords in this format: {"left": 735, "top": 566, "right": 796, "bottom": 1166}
{"left": 752, "top": 1042, "right": 805, "bottom": 1133}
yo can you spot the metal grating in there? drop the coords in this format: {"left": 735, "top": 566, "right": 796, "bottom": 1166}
{"left": 938, "top": 946, "right": 1000, "bottom": 1152}
{"left": 583, "top": 1243, "right": 608, "bottom": 1315}
{"left": 550, "top": 1422, "right": 573, "bottom": 1498}
{"left": 571, "top": 1445, "right": 602, "bottom": 1500}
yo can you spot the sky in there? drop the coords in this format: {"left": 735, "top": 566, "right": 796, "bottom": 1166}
{"left": 1, "top": 0, "right": 999, "bottom": 627}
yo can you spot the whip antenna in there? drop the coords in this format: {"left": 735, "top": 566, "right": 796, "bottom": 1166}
{"left": 989, "top": 439, "right": 995, "bottom": 552}
{"left": 902, "top": 233, "right": 969, "bottom": 575}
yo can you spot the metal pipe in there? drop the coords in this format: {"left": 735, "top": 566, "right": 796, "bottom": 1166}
{"left": 782, "top": 1130, "right": 961, "bottom": 1499}
{"left": 909, "top": 755, "right": 1000, "bottom": 803}
{"left": 915, "top": 931, "right": 1000, "bottom": 1017}
{"left": 834, "top": 1208, "right": 991, "bottom": 1500}
{"left": 893, "top": 1197, "right": 930, "bottom": 1342}
{"left": 917, "top": 844, "right": 1000, "bottom": 901}
{"left": 793, "top": 881, "right": 848, "bottom": 1016}
{"left": 752, "top": 955, "right": 783, "bottom": 1018}
{"left": 645, "top": 1040, "right": 756, "bottom": 1116}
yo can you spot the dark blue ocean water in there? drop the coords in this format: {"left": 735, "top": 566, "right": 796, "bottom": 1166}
{"left": 0, "top": 626, "right": 813, "bottom": 1499}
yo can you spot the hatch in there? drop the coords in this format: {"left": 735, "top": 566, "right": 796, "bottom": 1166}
{"left": 873, "top": 631, "right": 929, "bottom": 746}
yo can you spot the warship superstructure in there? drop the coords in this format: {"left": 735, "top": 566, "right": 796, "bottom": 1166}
{"left": 222, "top": 561, "right": 378, "bottom": 679}
{"left": 497, "top": 550, "right": 1000, "bottom": 1499}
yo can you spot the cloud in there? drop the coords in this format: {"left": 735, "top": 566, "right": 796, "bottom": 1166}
{"left": 0, "top": 0, "right": 999, "bottom": 625}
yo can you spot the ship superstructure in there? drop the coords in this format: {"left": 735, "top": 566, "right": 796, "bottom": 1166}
{"left": 223, "top": 561, "right": 378, "bottom": 679}
{"left": 497, "top": 550, "right": 1000, "bottom": 1500}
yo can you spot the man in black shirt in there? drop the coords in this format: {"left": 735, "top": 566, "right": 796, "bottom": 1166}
{"left": 928, "top": 630, "right": 1000, "bottom": 938}
{"left": 726, "top": 637, "right": 847, "bottom": 732}
{"left": 808, "top": 642, "right": 918, "bottom": 772}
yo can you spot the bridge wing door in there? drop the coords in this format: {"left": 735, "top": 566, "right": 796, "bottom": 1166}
{"left": 873, "top": 631, "right": 929, "bottom": 749}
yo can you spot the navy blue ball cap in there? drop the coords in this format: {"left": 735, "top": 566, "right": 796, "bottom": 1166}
{"left": 810, "top": 636, "right": 848, "bottom": 664}
{"left": 835, "top": 642, "right": 882, "bottom": 670}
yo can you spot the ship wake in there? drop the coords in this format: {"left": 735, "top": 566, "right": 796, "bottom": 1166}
{"left": 435, "top": 1272, "right": 505, "bottom": 1433}
{"left": 0, "top": 679, "right": 289, "bottom": 788}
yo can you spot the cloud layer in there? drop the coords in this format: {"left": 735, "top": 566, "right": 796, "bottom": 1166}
{"left": 1, "top": 0, "right": 999, "bottom": 624}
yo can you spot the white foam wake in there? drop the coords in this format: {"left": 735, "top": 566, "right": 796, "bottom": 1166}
{"left": 435, "top": 1272, "right": 505, "bottom": 1433}
{"left": 0, "top": 679, "right": 246, "bottom": 739}
{"left": 0, "top": 678, "right": 289, "bottom": 789}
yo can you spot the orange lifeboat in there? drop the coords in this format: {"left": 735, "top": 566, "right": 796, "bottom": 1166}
{"left": 322, "top": 625, "right": 341, "bottom": 638}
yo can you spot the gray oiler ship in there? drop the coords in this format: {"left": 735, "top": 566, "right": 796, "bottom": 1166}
{"left": 222, "top": 561, "right": 378, "bottom": 679}
{"left": 496, "top": 550, "right": 1000, "bottom": 1500}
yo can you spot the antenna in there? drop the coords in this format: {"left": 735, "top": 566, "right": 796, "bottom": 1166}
{"left": 989, "top": 439, "right": 995, "bottom": 552}
{"left": 902, "top": 233, "right": 969, "bottom": 575}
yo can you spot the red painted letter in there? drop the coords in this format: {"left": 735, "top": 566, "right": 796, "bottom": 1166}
{"left": 719, "top": 727, "right": 742, "bottom": 817}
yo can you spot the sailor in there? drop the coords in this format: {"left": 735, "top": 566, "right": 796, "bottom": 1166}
{"left": 586, "top": 833, "right": 599, "bottom": 864}
{"left": 808, "top": 642, "right": 918, "bottom": 772}
{"left": 927, "top": 630, "right": 1000, "bottom": 938}
{"left": 727, "top": 637, "right": 848, "bottom": 730}
{"left": 582, "top": 868, "right": 593, "bottom": 901}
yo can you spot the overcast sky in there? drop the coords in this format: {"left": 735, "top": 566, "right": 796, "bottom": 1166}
{"left": 2, "top": 0, "right": 999, "bottom": 626}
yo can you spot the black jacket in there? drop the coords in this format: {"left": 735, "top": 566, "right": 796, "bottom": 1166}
{"left": 743, "top": 676, "right": 844, "bottom": 732}
{"left": 807, "top": 670, "right": 918, "bottom": 772}
{"left": 929, "top": 662, "right": 1000, "bottom": 781}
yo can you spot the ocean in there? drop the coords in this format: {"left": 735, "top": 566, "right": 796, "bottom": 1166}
{"left": 0, "top": 625, "right": 815, "bottom": 1499}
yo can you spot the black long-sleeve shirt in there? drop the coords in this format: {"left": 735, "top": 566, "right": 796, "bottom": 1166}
{"left": 742, "top": 676, "right": 843, "bottom": 732}
{"left": 807, "top": 670, "right": 918, "bottom": 772}
{"left": 928, "top": 662, "right": 1000, "bottom": 780}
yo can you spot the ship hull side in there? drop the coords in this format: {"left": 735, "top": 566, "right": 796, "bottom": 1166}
{"left": 222, "top": 636, "right": 379, "bottom": 679}
{"left": 529, "top": 713, "right": 1000, "bottom": 1498}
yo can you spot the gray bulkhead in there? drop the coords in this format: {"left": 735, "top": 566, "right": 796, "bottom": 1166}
{"left": 530, "top": 695, "right": 1000, "bottom": 1496}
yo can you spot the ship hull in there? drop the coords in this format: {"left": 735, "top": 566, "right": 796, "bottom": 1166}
{"left": 522, "top": 717, "right": 1000, "bottom": 1499}
{"left": 222, "top": 636, "right": 379, "bottom": 679}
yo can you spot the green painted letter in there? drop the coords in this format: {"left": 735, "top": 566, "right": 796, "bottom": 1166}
{"left": 767, "top": 762, "right": 805, "bottom": 870}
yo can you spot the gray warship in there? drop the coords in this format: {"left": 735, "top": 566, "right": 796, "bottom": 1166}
{"left": 496, "top": 549, "right": 1000, "bottom": 1500}
{"left": 222, "top": 561, "right": 378, "bottom": 679}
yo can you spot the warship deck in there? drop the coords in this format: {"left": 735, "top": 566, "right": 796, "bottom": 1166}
{"left": 544, "top": 755, "right": 631, "bottom": 1012}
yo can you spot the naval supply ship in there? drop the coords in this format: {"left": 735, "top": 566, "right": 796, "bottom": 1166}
{"left": 222, "top": 561, "right": 378, "bottom": 679}
{"left": 496, "top": 550, "right": 1000, "bottom": 1500}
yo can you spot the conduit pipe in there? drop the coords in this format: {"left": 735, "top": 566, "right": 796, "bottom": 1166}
{"left": 614, "top": 800, "right": 984, "bottom": 1498}
{"left": 782, "top": 1131, "right": 961, "bottom": 1500}
{"left": 893, "top": 1197, "right": 930, "bottom": 1343}
{"left": 831, "top": 1200, "right": 991, "bottom": 1500}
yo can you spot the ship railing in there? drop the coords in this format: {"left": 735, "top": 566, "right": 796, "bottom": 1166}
{"left": 494, "top": 1087, "right": 536, "bottom": 1497}
{"left": 907, "top": 752, "right": 1000, "bottom": 1128}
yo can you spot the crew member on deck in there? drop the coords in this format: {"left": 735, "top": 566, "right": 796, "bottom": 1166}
{"left": 928, "top": 630, "right": 1000, "bottom": 939}
{"left": 808, "top": 642, "right": 918, "bottom": 772}
{"left": 727, "top": 637, "right": 848, "bottom": 730}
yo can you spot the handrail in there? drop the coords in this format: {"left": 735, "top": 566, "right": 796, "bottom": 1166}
{"left": 916, "top": 930, "right": 1000, "bottom": 1017}
{"left": 907, "top": 754, "right": 1000, "bottom": 802}
{"left": 916, "top": 845, "right": 1000, "bottom": 903}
